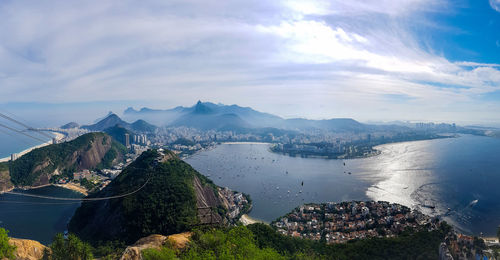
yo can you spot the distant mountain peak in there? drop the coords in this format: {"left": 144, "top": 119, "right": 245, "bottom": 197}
{"left": 193, "top": 101, "right": 214, "bottom": 114}
{"left": 60, "top": 122, "right": 80, "bottom": 129}
{"left": 124, "top": 107, "right": 137, "bottom": 114}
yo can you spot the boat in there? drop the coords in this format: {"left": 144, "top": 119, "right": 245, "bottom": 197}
{"left": 469, "top": 199, "right": 479, "bottom": 207}
{"left": 423, "top": 201, "right": 435, "bottom": 209}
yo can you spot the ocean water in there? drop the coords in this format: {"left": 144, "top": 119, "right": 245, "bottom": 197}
{"left": 186, "top": 135, "right": 500, "bottom": 236}
{"left": 0, "top": 186, "right": 82, "bottom": 245}
{"left": 0, "top": 134, "right": 498, "bottom": 244}
{"left": 0, "top": 132, "right": 50, "bottom": 159}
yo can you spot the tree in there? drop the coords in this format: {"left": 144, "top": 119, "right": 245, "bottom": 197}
{"left": 497, "top": 226, "right": 500, "bottom": 241}
{"left": 0, "top": 228, "right": 16, "bottom": 260}
{"left": 47, "top": 233, "right": 93, "bottom": 260}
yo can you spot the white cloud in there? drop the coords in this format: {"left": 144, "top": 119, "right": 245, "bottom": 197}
{"left": 0, "top": 0, "right": 498, "bottom": 124}
{"left": 490, "top": 0, "right": 500, "bottom": 12}
{"left": 455, "top": 61, "right": 500, "bottom": 67}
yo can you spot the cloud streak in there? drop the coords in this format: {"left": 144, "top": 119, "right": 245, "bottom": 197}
{"left": 0, "top": 0, "right": 499, "bottom": 124}
{"left": 491, "top": 0, "right": 500, "bottom": 12}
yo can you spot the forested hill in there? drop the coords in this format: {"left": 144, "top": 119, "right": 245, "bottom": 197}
{"left": 69, "top": 149, "right": 234, "bottom": 244}
{"left": 8, "top": 132, "right": 126, "bottom": 187}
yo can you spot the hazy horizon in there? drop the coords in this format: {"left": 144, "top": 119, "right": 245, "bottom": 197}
{"left": 1, "top": 0, "right": 500, "bottom": 126}
{"left": 1, "top": 100, "right": 498, "bottom": 128}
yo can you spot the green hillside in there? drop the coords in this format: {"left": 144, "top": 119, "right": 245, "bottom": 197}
{"left": 139, "top": 223, "right": 451, "bottom": 260}
{"left": 69, "top": 149, "right": 226, "bottom": 244}
{"left": 103, "top": 124, "right": 134, "bottom": 146}
{"left": 8, "top": 132, "right": 126, "bottom": 186}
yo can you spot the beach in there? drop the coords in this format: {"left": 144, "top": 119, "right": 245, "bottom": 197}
{"left": 55, "top": 183, "right": 88, "bottom": 196}
{"left": 0, "top": 132, "right": 65, "bottom": 163}
{"left": 239, "top": 214, "right": 264, "bottom": 225}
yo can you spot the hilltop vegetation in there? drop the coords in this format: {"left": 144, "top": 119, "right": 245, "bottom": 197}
{"left": 139, "top": 223, "right": 451, "bottom": 260}
{"left": 69, "top": 149, "right": 228, "bottom": 244}
{"left": 0, "top": 228, "right": 16, "bottom": 259}
{"left": 8, "top": 132, "right": 126, "bottom": 186}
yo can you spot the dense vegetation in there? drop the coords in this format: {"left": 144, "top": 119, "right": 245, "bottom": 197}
{"left": 45, "top": 233, "right": 93, "bottom": 260}
{"left": 0, "top": 228, "right": 16, "bottom": 260}
{"left": 141, "top": 223, "right": 451, "bottom": 260}
{"left": 8, "top": 132, "right": 126, "bottom": 186}
{"left": 143, "top": 226, "right": 284, "bottom": 260}
{"left": 69, "top": 150, "right": 214, "bottom": 244}
{"left": 0, "top": 162, "right": 8, "bottom": 172}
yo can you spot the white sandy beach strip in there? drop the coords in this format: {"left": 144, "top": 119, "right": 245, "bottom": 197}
{"left": 0, "top": 132, "right": 65, "bottom": 163}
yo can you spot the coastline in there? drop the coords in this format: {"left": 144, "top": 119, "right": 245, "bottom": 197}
{"left": 6, "top": 183, "right": 88, "bottom": 196}
{"left": 239, "top": 214, "right": 265, "bottom": 226}
{"left": 222, "top": 142, "right": 270, "bottom": 145}
{"left": 54, "top": 183, "right": 88, "bottom": 196}
{"left": 0, "top": 132, "right": 65, "bottom": 163}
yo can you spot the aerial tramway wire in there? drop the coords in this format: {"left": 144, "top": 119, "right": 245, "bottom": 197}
{"left": 4, "top": 175, "right": 151, "bottom": 202}
{"left": 0, "top": 123, "right": 47, "bottom": 143}
{"left": 0, "top": 112, "right": 53, "bottom": 139}
{"left": 0, "top": 127, "right": 34, "bottom": 146}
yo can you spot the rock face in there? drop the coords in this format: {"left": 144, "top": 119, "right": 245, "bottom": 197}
{"left": 119, "top": 234, "right": 167, "bottom": 260}
{"left": 193, "top": 176, "right": 223, "bottom": 225}
{"left": 119, "top": 233, "right": 191, "bottom": 260}
{"left": 0, "top": 164, "right": 13, "bottom": 192}
{"left": 8, "top": 133, "right": 126, "bottom": 187}
{"left": 7, "top": 238, "right": 48, "bottom": 260}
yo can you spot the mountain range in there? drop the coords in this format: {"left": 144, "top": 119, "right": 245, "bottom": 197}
{"left": 122, "top": 101, "right": 395, "bottom": 133}
{"left": 76, "top": 101, "right": 475, "bottom": 135}
{"left": 81, "top": 114, "right": 158, "bottom": 133}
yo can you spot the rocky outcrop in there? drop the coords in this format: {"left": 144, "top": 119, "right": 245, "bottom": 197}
{"left": 120, "top": 234, "right": 167, "bottom": 260}
{"left": 7, "top": 238, "right": 48, "bottom": 260}
{"left": 0, "top": 168, "right": 13, "bottom": 192}
{"left": 193, "top": 176, "right": 223, "bottom": 225}
{"left": 9, "top": 133, "right": 126, "bottom": 187}
{"left": 120, "top": 233, "right": 191, "bottom": 260}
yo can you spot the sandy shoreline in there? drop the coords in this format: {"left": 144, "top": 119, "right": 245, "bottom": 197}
{"left": 4, "top": 183, "right": 88, "bottom": 196}
{"left": 239, "top": 214, "right": 264, "bottom": 225}
{"left": 0, "top": 132, "right": 65, "bottom": 163}
{"left": 54, "top": 183, "right": 88, "bottom": 196}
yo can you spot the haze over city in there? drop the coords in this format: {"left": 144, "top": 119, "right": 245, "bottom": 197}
{"left": 1, "top": 0, "right": 500, "bottom": 126}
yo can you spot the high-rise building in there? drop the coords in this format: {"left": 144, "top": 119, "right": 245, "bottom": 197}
{"left": 11, "top": 153, "right": 18, "bottom": 161}
{"left": 125, "top": 133, "right": 130, "bottom": 147}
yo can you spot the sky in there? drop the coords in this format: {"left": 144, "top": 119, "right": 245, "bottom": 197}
{"left": 0, "top": 0, "right": 500, "bottom": 126}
